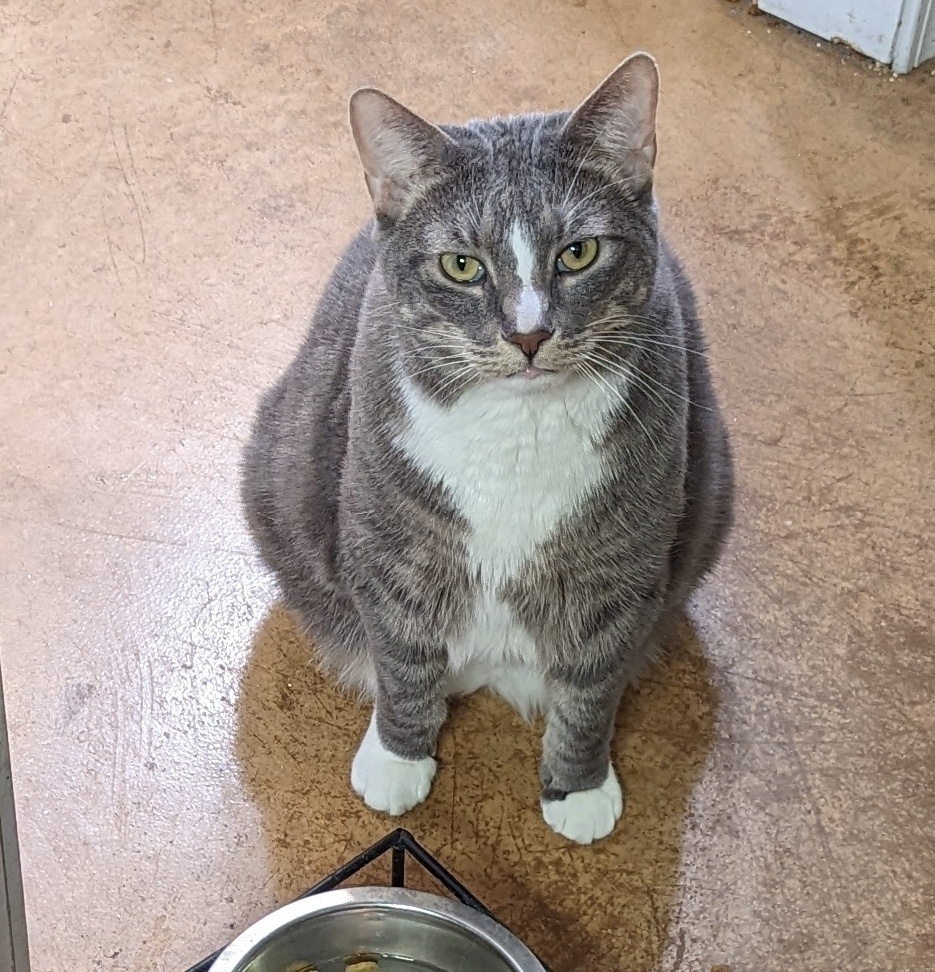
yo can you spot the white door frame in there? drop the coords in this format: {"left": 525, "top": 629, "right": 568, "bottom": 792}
{"left": 892, "top": 0, "right": 935, "bottom": 73}
{"left": 760, "top": 0, "right": 935, "bottom": 74}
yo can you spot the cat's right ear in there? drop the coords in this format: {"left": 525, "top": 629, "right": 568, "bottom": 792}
{"left": 561, "top": 52, "right": 659, "bottom": 190}
{"left": 349, "top": 88, "right": 455, "bottom": 226}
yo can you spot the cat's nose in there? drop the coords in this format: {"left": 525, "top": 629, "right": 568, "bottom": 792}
{"left": 506, "top": 329, "right": 551, "bottom": 360}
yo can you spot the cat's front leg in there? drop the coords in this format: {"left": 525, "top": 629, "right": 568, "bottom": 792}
{"left": 538, "top": 673, "right": 624, "bottom": 844}
{"left": 350, "top": 635, "right": 448, "bottom": 817}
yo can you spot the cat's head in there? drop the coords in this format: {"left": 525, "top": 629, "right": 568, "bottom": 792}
{"left": 349, "top": 53, "right": 661, "bottom": 399}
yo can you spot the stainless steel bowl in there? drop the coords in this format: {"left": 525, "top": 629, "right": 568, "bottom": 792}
{"left": 209, "top": 887, "right": 547, "bottom": 972}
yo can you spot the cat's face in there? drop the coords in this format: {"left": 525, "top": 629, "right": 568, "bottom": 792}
{"left": 350, "top": 54, "right": 660, "bottom": 400}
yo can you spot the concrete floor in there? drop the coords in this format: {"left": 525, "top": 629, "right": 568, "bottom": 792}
{"left": 2, "top": 0, "right": 934, "bottom": 969}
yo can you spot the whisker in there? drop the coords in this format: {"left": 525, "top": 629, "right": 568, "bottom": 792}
{"left": 398, "top": 340, "right": 471, "bottom": 356}
{"left": 391, "top": 320, "right": 457, "bottom": 333}
{"left": 575, "top": 359, "right": 667, "bottom": 461}
{"left": 563, "top": 182, "right": 609, "bottom": 223}
{"left": 583, "top": 346, "right": 713, "bottom": 413}
{"left": 582, "top": 316, "right": 710, "bottom": 359}
{"left": 399, "top": 347, "right": 473, "bottom": 366}
{"left": 407, "top": 360, "right": 466, "bottom": 379}
{"left": 580, "top": 348, "right": 674, "bottom": 415}
{"left": 469, "top": 167, "right": 485, "bottom": 237}
{"left": 402, "top": 353, "right": 470, "bottom": 370}
{"left": 394, "top": 327, "right": 469, "bottom": 348}
{"left": 627, "top": 365, "right": 713, "bottom": 412}
{"left": 585, "top": 310, "right": 674, "bottom": 325}
{"left": 586, "top": 312, "right": 667, "bottom": 329}
{"left": 401, "top": 352, "right": 470, "bottom": 366}
{"left": 592, "top": 335, "right": 709, "bottom": 358}
{"left": 433, "top": 362, "right": 478, "bottom": 402}
{"left": 561, "top": 132, "right": 602, "bottom": 210}
{"left": 583, "top": 350, "right": 680, "bottom": 420}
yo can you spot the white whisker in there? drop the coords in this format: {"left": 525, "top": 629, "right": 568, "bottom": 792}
{"left": 594, "top": 334, "right": 709, "bottom": 359}
{"left": 403, "top": 353, "right": 470, "bottom": 373}
{"left": 582, "top": 349, "right": 680, "bottom": 420}
{"left": 583, "top": 345, "right": 711, "bottom": 414}
{"left": 575, "top": 359, "right": 666, "bottom": 462}
{"left": 433, "top": 363, "right": 478, "bottom": 402}
{"left": 561, "top": 132, "right": 602, "bottom": 210}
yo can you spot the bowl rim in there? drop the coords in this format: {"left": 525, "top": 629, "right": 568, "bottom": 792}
{"left": 208, "top": 886, "right": 547, "bottom": 972}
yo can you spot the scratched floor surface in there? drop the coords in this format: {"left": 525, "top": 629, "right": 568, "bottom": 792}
{"left": 1, "top": 1, "right": 934, "bottom": 970}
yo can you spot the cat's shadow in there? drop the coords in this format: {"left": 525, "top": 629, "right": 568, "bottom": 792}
{"left": 235, "top": 605, "right": 717, "bottom": 972}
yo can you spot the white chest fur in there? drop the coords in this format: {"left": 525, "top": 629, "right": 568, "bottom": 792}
{"left": 394, "top": 371, "right": 620, "bottom": 715}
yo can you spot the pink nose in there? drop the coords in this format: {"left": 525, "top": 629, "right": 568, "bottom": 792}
{"left": 506, "top": 329, "right": 551, "bottom": 359}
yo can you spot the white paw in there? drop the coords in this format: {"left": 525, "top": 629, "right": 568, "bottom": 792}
{"left": 541, "top": 765, "right": 624, "bottom": 844}
{"left": 350, "top": 713, "right": 436, "bottom": 816}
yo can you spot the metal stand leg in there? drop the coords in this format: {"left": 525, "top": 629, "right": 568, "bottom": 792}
{"left": 391, "top": 844, "right": 406, "bottom": 887}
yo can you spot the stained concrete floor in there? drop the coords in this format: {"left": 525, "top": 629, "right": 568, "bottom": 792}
{"left": 2, "top": 0, "right": 934, "bottom": 969}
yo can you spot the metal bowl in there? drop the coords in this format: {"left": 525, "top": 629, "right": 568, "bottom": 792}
{"left": 209, "top": 887, "right": 547, "bottom": 972}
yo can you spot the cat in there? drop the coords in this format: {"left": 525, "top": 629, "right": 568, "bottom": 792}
{"left": 241, "top": 52, "right": 733, "bottom": 845}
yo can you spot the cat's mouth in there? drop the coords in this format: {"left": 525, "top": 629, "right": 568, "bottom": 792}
{"left": 511, "top": 364, "right": 553, "bottom": 381}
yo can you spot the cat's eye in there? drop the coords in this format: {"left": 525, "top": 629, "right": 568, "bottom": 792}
{"left": 439, "top": 253, "right": 486, "bottom": 284}
{"left": 557, "top": 238, "right": 599, "bottom": 274}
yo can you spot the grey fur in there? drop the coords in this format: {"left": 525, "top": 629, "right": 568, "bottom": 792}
{"left": 242, "top": 54, "right": 732, "bottom": 814}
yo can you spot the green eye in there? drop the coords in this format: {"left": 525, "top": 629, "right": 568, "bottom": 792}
{"left": 557, "top": 238, "right": 599, "bottom": 273}
{"left": 440, "top": 253, "right": 486, "bottom": 284}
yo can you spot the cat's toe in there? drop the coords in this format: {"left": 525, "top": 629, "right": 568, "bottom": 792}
{"left": 350, "top": 713, "right": 437, "bottom": 816}
{"left": 540, "top": 765, "right": 623, "bottom": 844}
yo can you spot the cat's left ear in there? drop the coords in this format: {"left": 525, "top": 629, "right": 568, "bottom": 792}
{"left": 349, "top": 88, "right": 455, "bottom": 226}
{"left": 561, "top": 52, "right": 659, "bottom": 188}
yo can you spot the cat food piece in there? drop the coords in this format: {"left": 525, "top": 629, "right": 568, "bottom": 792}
{"left": 345, "top": 961, "right": 378, "bottom": 972}
{"left": 711, "top": 965, "right": 733, "bottom": 972}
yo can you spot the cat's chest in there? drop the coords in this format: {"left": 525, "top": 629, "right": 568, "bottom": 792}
{"left": 395, "top": 373, "right": 617, "bottom": 587}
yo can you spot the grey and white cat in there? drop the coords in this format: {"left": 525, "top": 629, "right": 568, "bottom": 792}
{"left": 242, "top": 52, "right": 733, "bottom": 844}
